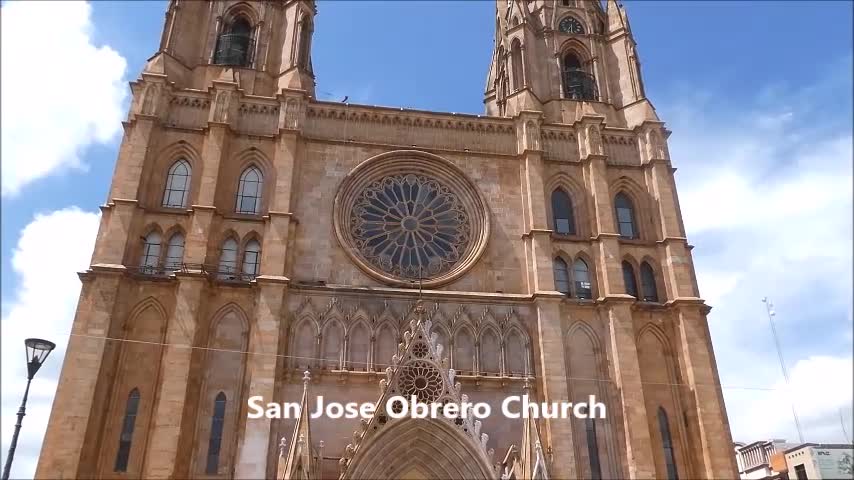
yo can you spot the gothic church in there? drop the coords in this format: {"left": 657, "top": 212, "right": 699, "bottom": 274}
{"left": 36, "top": 0, "right": 739, "bottom": 478}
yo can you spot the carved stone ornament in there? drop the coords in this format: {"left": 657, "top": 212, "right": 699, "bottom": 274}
{"left": 334, "top": 150, "right": 491, "bottom": 288}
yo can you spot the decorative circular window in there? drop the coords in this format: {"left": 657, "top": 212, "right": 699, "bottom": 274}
{"left": 399, "top": 360, "right": 443, "bottom": 403}
{"left": 334, "top": 151, "right": 490, "bottom": 287}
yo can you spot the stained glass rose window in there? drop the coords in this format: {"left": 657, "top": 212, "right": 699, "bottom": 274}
{"left": 334, "top": 151, "right": 490, "bottom": 287}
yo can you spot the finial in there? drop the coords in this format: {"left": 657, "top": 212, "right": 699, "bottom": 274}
{"left": 523, "top": 376, "right": 531, "bottom": 392}
{"left": 279, "top": 437, "right": 287, "bottom": 456}
{"left": 303, "top": 370, "right": 311, "bottom": 386}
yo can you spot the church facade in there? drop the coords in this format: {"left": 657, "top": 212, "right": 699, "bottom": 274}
{"left": 35, "top": 0, "right": 739, "bottom": 478}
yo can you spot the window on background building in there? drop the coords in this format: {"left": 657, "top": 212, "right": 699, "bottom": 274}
{"left": 554, "top": 257, "right": 571, "bottom": 294}
{"left": 622, "top": 261, "right": 638, "bottom": 297}
{"left": 658, "top": 407, "right": 679, "bottom": 480}
{"left": 242, "top": 239, "right": 261, "bottom": 278}
{"left": 235, "top": 166, "right": 263, "bottom": 214}
{"left": 793, "top": 464, "right": 807, "bottom": 480}
{"left": 640, "top": 262, "right": 659, "bottom": 302}
{"left": 213, "top": 16, "right": 253, "bottom": 67}
{"left": 162, "top": 159, "right": 191, "bottom": 208}
{"left": 206, "top": 392, "right": 227, "bottom": 474}
{"left": 140, "top": 231, "right": 162, "bottom": 271}
{"left": 164, "top": 233, "right": 185, "bottom": 271}
{"left": 573, "top": 258, "right": 592, "bottom": 299}
{"left": 614, "top": 192, "right": 637, "bottom": 239}
{"left": 551, "top": 188, "right": 576, "bottom": 235}
{"left": 114, "top": 389, "right": 140, "bottom": 472}
{"left": 218, "top": 238, "right": 239, "bottom": 278}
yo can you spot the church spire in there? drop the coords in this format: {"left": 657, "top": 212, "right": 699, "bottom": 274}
{"left": 484, "top": 0, "right": 657, "bottom": 127}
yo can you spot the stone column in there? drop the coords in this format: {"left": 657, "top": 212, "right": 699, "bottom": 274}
{"left": 142, "top": 275, "right": 206, "bottom": 478}
{"left": 534, "top": 297, "right": 578, "bottom": 478}
{"left": 35, "top": 271, "right": 123, "bottom": 479}
{"left": 234, "top": 281, "right": 286, "bottom": 479}
{"left": 605, "top": 299, "right": 656, "bottom": 478}
{"left": 673, "top": 302, "right": 739, "bottom": 478}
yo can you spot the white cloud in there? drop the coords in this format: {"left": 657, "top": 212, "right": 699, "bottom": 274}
{"left": 1, "top": 208, "right": 101, "bottom": 479}
{"left": 0, "top": 1, "right": 127, "bottom": 196}
{"left": 664, "top": 60, "right": 854, "bottom": 444}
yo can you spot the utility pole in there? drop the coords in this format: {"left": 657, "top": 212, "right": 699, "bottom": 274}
{"left": 762, "top": 297, "right": 804, "bottom": 443}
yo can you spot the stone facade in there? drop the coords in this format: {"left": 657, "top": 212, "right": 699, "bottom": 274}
{"left": 35, "top": 0, "right": 739, "bottom": 478}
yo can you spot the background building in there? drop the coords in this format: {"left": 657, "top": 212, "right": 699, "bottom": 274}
{"left": 34, "top": 0, "right": 738, "bottom": 478}
{"left": 784, "top": 444, "right": 854, "bottom": 480}
{"left": 734, "top": 439, "right": 795, "bottom": 480}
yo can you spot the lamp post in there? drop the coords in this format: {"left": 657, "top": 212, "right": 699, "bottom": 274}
{"left": 2, "top": 338, "right": 56, "bottom": 480}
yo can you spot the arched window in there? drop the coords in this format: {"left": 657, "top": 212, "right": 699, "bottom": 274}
{"left": 640, "top": 261, "right": 659, "bottom": 302}
{"left": 205, "top": 392, "right": 227, "bottom": 474}
{"left": 164, "top": 233, "right": 185, "bottom": 271}
{"left": 235, "top": 166, "right": 263, "bottom": 214}
{"left": 563, "top": 52, "right": 597, "bottom": 100}
{"left": 586, "top": 418, "right": 602, "bottom": 480}
{"left": 218, "top": 238, "right": 239, "bottom": 279}
{"left": 614, "top": 192, "right": 637, "bottom": 239}
{"left": 114, "top": 388, "right": 140, "bottom": 472}
{"left": 554, "top": 258, "right": 571, "bottom": 294}
{"left": 512, "top": 16, "right": 520, "bottom": 27}
{"left": 162, "top": 159, "right": 191, "bottom": 208}
{"left": 297, "top": 16, "right": 313, "bottom": 69}
{"left": 658, "top": 407, "right": 679, "bottom": 480}
{"left": 511, "top": 39, "right": 524, "bottom": 91}
{"left": 140, "top": 231, "right": 162, "bottom": 271}
{"left": 573, "top": 258, "right": 592, "bottom": 299}
{"left": 551, "top": 189, "right": 575, "bottom": 235}
{"left": 213, "top": 16, "right": 253, "bottom": 67}
{"left": 622, "top": 261, "right": 638, "bottom": 298}
{"left": 242, "top": 239, "right": 261, "bottom": 278}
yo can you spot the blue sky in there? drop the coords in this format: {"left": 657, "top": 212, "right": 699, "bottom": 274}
{"left": 1, "top": 1, "right": 852, "bottom": 477}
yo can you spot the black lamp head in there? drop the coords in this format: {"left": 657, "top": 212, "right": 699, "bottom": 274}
{"left": 24, "top": 338, "right": 56, "bottom": 379}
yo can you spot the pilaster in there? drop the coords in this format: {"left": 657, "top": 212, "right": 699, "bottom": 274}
{"left": 605, "top": 298, "right": 656, "bottom": 479}
{"left": 234, "top": 281, "right": 286, "bottom": 479}
{"left": 35, "top": 272, "right": 123, "bottom": 479}
{"left": 142, "top": 275, "right": 206, "bottom": 478}
{"left": 673, "top": 302, "right": 739, "bottom": 478}
{"left": 533, "top": 297, "right": 577, "bottom": 478}
{"left": 108, "top": 117, "right": 157, "bottom": 202}
{"left": 91, "top": 199, "right": 138, "bottom": 267}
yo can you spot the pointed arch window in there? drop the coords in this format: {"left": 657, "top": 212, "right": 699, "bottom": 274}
{"left": 235, "top": 166, "right": 263, "bottom": 214}
{"left": 164, "top": 233, "right": 185, "bottom": 271}
{"left": 114, "top": 388, "right": 140, "bottom": 472}
{"left": 658, "top": 407, "right": 679, "bottom": 480}
{"left": 551, "top": 188, "right": 576, "bottom": 235}
{"left": 554, "top": 257, "right": 571, "bottom": 294}
{"left": 573, "top": 258, "right": 592, "bottom": 299}
{"left": 614, "top": 192, "right": 637, "bottom": 239}
{"left": 586, "top": 418, "right": 602, "bottom": 480}
{"left": 622, "top": 261, "right": 638, "bottom": 297}
{"left": 205, "top": 392, "right": 227, "bottom": 474}
{"left": 162, "top": 159, "right": 191, "bottom": 208}
{"left": 297, "top": 16, "right": 313, "bottom": 69}
{"left": 242, "top": 239, "right": 261, "bottom": 278}
{"left": 214, "top": 16, "right": 253, "bottom": 67}
{"left": 140, "top": 231, "right": 162, "bottom": 272}
{"left": 640, "top": 261, "right": 659, "bottom": 302}
{"left": 511, "top": 39, "right": 524, "bottom": 91}
{"left": 563, "top": 52, "right": 597, "bottom": 100}
{"left": 218, "top": 238, "right": 239, "bottom": 279}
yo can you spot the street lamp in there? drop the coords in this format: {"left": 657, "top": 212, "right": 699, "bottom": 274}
{"left": 2, "top": 338, "right": 56, "bottom": 480}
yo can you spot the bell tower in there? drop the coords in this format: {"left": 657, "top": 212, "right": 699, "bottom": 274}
{"left": 149, "top": 0, "right": 316, "bottom": 97}
{"left": 485, "top": 0, "right": 657, "bottom": 127}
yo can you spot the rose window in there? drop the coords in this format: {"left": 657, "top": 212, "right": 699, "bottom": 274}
{"left": 334, "top": 151, "right": 491, "bottom": 287}
{"left": 399, "top": 361, "right": 443, "bottom": 403}
{"left": 351, "top": 174, "right": 471, "bottom": 280}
